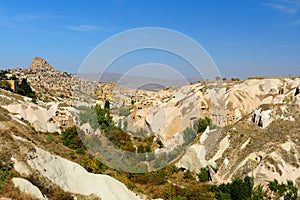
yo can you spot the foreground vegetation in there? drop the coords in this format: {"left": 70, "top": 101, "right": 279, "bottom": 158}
{"left": 43, "top": 129, "right": 300, "bottom": 200}
{"left": 57, "top": 104, "right": 298, "bottom": 199}
{"left": 212, "top": 176, "right": 298, "bottom": 200}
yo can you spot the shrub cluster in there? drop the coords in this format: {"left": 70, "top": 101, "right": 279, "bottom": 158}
{"left": 81, "top": 155, "right": 108, "bottom": 174}
{"left": 0, "top": 74, "right": 36, "bottom": 101}
{"left": 213, "top": 176, "right": 298, "bottom": 200}
{"left": 268, "top": 179, "right": 298, "bottom": 200}
{"left": 61, "top": 126, "right": 85, "bottom": 154}
{"left": 15, "top": 78, "right": 36, "bottom": 99}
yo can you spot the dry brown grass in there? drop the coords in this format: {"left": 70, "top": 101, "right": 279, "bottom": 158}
{"left": 1, "top": 179, "right": 37, "bottom": 200}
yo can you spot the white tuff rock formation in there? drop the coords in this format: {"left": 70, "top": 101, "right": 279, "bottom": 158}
{"left": 26, "top": 147, "right": 140, "bottom": 200}
{"left": 12, "top": 178, "right": 46, "bottom": 200}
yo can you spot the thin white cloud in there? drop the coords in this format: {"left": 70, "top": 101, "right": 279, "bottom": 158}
{"left": 67, "top": 24, "right": 109, "bottom": 32}
{"left": 12, "top": 14, "right": 67, "bottom": 21}
{"left": 0, "top": 13, "right": 68, "bottom": 31}
{"left": 263, "top": 0, "right": 300, "bottom": 14}
{"left": 263, "top": 2, "right": 298, "bottom": 14}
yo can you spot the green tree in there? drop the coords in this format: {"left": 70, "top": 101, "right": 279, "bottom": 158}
{"left": 95, "top": 104, "right": 113, "bottom": 131}
{"left": 268, "top": 179, "right": 280, "bottom": 192}
{"left": 214, "top": 176, "right": 254, "bottom": 200}
{"left": 285, "top": 180, "right": 298, "bottom": 200}
{"left": 215, "top": 192, "right": 231, "bottom": 200}
{"left": 198, "top": 117, "right": 211, "bottom": 133}
{"left": 268, "top": 179, "right": 298, "bottom": 200}
{"left": 145, "top": 145, "right": 151, "bottom": 152}
{"left": 137, "top": 145, "right": 145, "bottom": 153}
{"left": 61, "top": 126, "right": 85, "bottom": 153}
{"left": 104, "top": 100, "right": 110, "bottom": 109}
{"left": 230, "top": 177, "right": 253, "bottom": 200}
{"left": 197, "top": 167, "right": 209, "bottom": 182}
{"left": 131, "top": 99, "right": 135, "bottom": 106}
{"left": 16, "top": 78, "right": 36, "bottom": 98}
{"left": 79, "top": 104, "right": 113, "bottom": 131}
{"left": 252, "top": 184, "right": 264, "bottom": 200}
{"left": 123, "top": 120, "right": 128, "bottom": 130}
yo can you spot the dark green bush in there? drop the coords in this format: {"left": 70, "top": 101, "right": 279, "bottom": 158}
{"left": 137, "top": 145, "right": 145, "bottom": 153}
{"left": 16, "top": 78, "right": 36, "bottom": 99}
{"left": 268, "top": 179, "right": 298, "bottom": 200}
{"left": 197, "top": 167, "right": 209, "bottom": 182}
{"left": 214, "top": 176, "right": 253, "bottom": 200}
{"left": 61, "top": 126, "right": 85, "bottom": 154}
{"left": 193, "top": 117, "right": 211, "bottom": 133}
{"left": 104, "top": 100, "right": 110, "bottom": 109}
{"left": 145, "top": 145, "right": 151, "bottom": 152}
{"left": 79, "top": 104, "right": 113, "bottom": 131}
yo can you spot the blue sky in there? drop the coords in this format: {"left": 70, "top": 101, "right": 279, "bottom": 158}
{"left": 0, "top": 0, "right": 299, "bottom": 79}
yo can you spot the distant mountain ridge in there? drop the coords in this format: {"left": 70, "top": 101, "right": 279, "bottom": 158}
{"left": 77, "top": 72, "right": 201, "bottom": 88}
